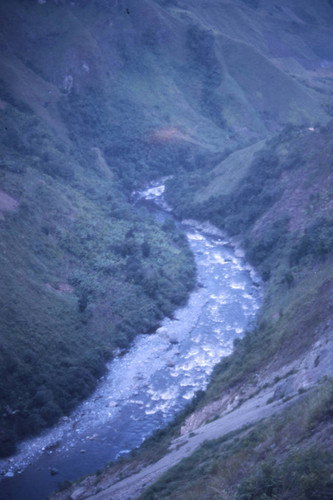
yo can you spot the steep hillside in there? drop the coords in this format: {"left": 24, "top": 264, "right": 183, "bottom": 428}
{"left": 135, "top": 120, "right": 333, "bottom": 499}
{"left": 165, "top": 121, "right": 333, "bottom": 390}
{"left": 1, "top": 0, "right": 333, "bottom": 493}
{"left": 1, "top": 0, "right": 332, "bottom": 153}
{"left": 52, "top": 121, "right": 333, "bottom": 500}
{"left": 144, "top": 124, "right": 333, "bottom": 499}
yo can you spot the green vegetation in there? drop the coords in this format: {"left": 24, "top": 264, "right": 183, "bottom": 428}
{"left": 0, "top": 0, "right": 198, "bottom": 458}
{"left": 147, "top": 120, "right": 333, "bottom": 498}
{"left": 164, "top": 122, "right": 333, "bottom": 405}
{"left": 1, "top": 2, "right": 333, "bottom": 497}
{"left": 140, "top": 380, "right": 333, "bottom": 499}
{"left": 237, "top": 449, "right": 333, "bottom": 500}
{"left": 0, "top": 134, "right": 196, "bottom": 457}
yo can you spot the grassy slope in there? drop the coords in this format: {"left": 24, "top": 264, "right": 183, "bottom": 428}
{"left": 0, "top": 0, "right": 333, "bottom": 491}
{"left": 0, "top": 0, "right": 202, "bottom": 457}
{"left": 92, "top": 121, "right": 333, "bottom": 500}
{"left": 196, "top": 140, "right": 265, "bottom": 202}
{"left": 141, "top": 380, "right": 333, "bottom": 500}
{"left": 149, "top": 123, "right": 333, "bottom": 498}
{"left": 165, "top": 122, "right": 333, "bottom": 396}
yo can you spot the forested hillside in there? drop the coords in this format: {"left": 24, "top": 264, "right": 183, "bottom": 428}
{"left": 1, "top": 0, "right": 333, "bottom": 496}
{"left": 0, "top": 0, "right": 203, "bottom": 456}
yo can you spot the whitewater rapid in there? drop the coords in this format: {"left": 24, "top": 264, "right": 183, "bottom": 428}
{"left": 0, "top": 184, "right": 261, "bottom": 500}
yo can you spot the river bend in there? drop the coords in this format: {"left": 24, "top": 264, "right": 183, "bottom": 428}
{"left": 0, "top": 184, "right": 261, "bottom": 500}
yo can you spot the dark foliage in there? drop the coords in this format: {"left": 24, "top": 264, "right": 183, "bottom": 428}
{"left": 237, "top": 449, "right": 333, "bottom": 500}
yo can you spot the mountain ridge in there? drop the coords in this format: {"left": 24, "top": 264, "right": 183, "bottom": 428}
{"left": 1, "top": 0, "right": 333, "bottom": 496}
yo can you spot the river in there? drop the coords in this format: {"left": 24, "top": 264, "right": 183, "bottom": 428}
{"left": 0, "top": 183, "right": 261, "bottom": 500}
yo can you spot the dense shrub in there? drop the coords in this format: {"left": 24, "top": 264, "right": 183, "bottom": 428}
{"left": 290, "top": 217, "right": 333, "bottom": 264}
{"left": 237, "top": 449, "right": 333, "bottom": 500}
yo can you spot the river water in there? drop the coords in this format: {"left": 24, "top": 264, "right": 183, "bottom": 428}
{"left": 0, "top": 184, "right": 261, "bottom": 500}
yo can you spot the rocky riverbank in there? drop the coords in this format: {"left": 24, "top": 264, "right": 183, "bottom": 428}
{"left": 52, "top": 327, "right": 333, "bottom": 500}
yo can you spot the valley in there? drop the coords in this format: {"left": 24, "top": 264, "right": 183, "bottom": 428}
{"left": 0, "top": 1, "right": 333, "bottom": 499}
{"left": 0, "top": 185, "right": 261, "bottom": 499}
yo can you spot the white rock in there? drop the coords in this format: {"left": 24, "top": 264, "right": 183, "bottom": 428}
{"left": 70, "top": 486, "right": 86, "bottom": 500}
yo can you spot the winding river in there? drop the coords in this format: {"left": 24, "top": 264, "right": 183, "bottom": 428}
{"left": 0, "top": 184, "right": 261, "bottom": 500}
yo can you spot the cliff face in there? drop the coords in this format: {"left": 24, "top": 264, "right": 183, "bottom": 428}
{"left": 1, "top": 0, "right": 333, "bottom": 487}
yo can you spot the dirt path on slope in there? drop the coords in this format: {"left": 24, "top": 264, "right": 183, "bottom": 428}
{"left": 53, "top": 334, "right": 333, "bottom": 500}
{"left": 82, "top": 387, "right": 288, "bottom": 500}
